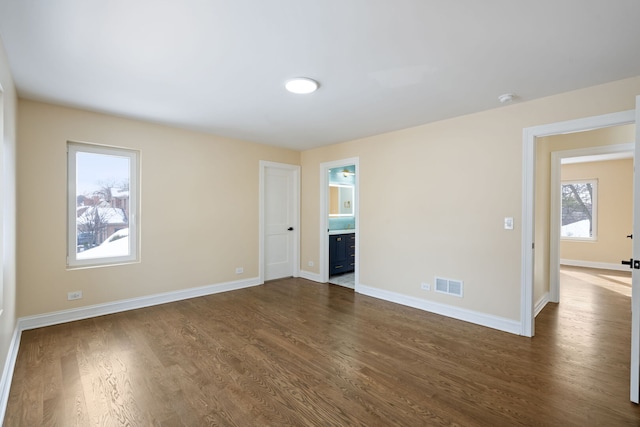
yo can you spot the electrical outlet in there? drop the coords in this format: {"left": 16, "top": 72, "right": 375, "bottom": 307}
{"left": 308, "top": 261, "right": 314, "bottom": 267}
{"left": 67, "top": 291, "right": 82, "bottom": 300}
{"left": 421, "top": 283, "right": 430, "bottom": 291}
{"left": 235, "top": 267, "right": 244, "bottom": 274}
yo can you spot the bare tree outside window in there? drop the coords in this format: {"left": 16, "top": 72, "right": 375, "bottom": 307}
{"left": 561, "top": 180, "right": 597, "bottom": 239}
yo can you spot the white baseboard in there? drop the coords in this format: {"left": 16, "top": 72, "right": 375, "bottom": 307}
{"left": 299, "top": 270, "right": 323, "bottom": 283}
{"left": 0, "top": 277, "right": 261, "bottom": 424}
{"left": 356, "top": 284, "right": 521, "bottom": 335}
{"left": 0, "top": 277, "right": 262, "bottom": 423}
{"left": 534, "top": 292, "right": 550, "bottom": 317}
{"left": 560, "top": 259, "right": 629, "bottom": 272}
{"left": 18, "top": 276, "right": 262, "bottom": 331}
{"left": 0, "top": 325, "right": 21, "bottom": 424}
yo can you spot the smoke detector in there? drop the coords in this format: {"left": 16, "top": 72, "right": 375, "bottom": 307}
{"left": 498, "top": 93, "right": 516, "bottom": 104}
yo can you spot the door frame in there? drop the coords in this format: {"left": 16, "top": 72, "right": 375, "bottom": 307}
{"left": 549, "top": 143, "right": 634, "bottom": 303}
{"left": 320, "top": 157, "right": 360, "bottom": 285}
{"left": 521, "top": 110, "right": 635, "bottom": 337}
{"left": 259, "top": 160, "right": 300, "bottom": 284}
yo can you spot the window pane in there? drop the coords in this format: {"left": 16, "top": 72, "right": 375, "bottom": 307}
{"left": 561, "top": 182, "right": 594, "bottom": 238}
{"left": 74, "top": 152, "right": 130, "bottom": 259}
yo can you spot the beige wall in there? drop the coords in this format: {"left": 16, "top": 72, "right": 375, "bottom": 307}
{"left": 302, "top": 77, "right": 640, "bottom": 322}
{"left": 0, "top": 38, "right": 18, "bottom": 392}
{"left": 534, "top": 125, "right": 634, "bottom": 303}
{"left": 560, "top": 159, "right": 633, "bottom": 264}
{"left": 13, "top": 72, "right": 640, "bottom": 326}
{"left": 17, "top": 100, "right": 299, "bottom": 317}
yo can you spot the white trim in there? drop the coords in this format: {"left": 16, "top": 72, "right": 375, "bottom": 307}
{"left": 631, "top": 95, "right": 640, "bottom": 403}
{"left": 550, "top": 143, "right": 633, "bottom": 303}
{"left": 0, "top": 325, "right": 21, "bottom": 423}
{"left": 357, "top": 284, "right": 521, "bottom": 335}
{"left": 0, "top": 85, "right": 5, "bottom": 314}
{"left": 259, "top": 161, "right": 300, "bottom": 283}
{"left": 67, "top": 142, "right": 140, "bottom": 268}
{"left": 0, "top": 277, "right": 261, "bottom": 420}
{"left": 320, "top": 158, "right": 360, "bottom": 285}
{"left": 299, "top": 270, "right": 323, "bottom": 283}
{"left": 18, "top": 277, "right": 261, "bottom": 331}
{"left": 521, "top": 127, "right": 536, "bottom": 337}
{"left": 562, "top": 151, "right": 633, "bottom": 164}
{"left": 534, "top": 292, "right": 550, "bottom": 317}
{"left": 560, "top": 258, "right": 631, "bottom": 272}
{"left": 522, "top": 110, "right": 635, "bottom": 337}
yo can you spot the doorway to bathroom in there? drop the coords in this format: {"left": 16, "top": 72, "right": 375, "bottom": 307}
{"left": 320, "top": 158, "right": 359, "bottom": 289}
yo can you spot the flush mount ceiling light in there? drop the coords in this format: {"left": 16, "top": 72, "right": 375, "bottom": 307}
{"left": 285, "top": 77, "right": 319, "bottom": 94}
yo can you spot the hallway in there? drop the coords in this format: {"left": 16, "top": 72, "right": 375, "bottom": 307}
{"left": 535, "top": 266, "right": 636, "bottom": 422}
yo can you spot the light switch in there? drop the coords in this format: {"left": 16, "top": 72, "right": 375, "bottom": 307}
{"left": 504, "top": 217, "right": 514, "bottom": 230}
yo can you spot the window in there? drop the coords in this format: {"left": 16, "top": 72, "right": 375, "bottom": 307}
{"left": 67, "top": 142, "right": 139, "bottom": 267}
{"left": 561, "top": 180, "right": 597, "bottom": 240}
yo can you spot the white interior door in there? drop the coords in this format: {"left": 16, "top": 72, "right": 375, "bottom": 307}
{"left": 632, "top": 96, "right": 640, "bottom": 403}
{"left": 265, "top": 165, "right": 296, "bottom": 280}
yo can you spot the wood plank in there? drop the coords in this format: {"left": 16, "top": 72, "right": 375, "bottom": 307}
{"left": 5, "top": 268, "right": 640, "bottom": 425}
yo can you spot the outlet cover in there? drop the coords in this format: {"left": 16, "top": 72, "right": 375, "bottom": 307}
{"left": 235, "top": 267, "right": 244, "bottom": 274}
{"left": 421, "top": 283, "right": 430, "bottom": 291}
{"left": 67, "top": 291, "right": 82, "bottom": 300}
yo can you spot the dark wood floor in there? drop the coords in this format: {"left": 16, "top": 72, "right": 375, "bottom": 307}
{"left": 5, "top": 268, "right": 640, "bottom": 426}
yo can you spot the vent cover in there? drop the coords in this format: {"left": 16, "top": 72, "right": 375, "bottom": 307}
{"left": 435, "top": 277, "right": 463, "bottom": 297}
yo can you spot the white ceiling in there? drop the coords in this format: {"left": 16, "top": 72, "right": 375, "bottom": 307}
{"left": 1, "top": 1, "right": 640, "bottom": 150}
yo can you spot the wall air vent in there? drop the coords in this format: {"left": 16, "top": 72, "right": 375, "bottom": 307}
{"left": 435, "top": 277, "right": 463, "bottom": 297}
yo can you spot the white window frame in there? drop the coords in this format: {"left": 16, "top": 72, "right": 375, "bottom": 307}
{"left": 67, "top": 142, "right": 139, "bottom": 268}
{"left": 560, "top": 179, "right": 598, "bottom": 241}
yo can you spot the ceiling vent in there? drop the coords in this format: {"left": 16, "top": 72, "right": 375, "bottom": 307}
{"left": 435, "top": 277, "right": 463, "bottom": 297}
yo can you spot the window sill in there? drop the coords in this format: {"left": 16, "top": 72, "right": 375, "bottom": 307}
{"left": 66, "top": 259, "right": 140, "bottom": 271}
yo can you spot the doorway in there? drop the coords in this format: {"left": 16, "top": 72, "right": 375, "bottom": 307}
{"left": 259, "top": 161, "right": 300, "bottom": 282}
{"left": 521, "top": 111, "right": 635, "bottom": 334}
{"left": 521, "top": 109, "right": 639, "bottom": 403}
{"left": 319, "top": 157, "right": 359, "bottom": 288}
{"left": 548, "top": 142, "right": 634, "bottom": 304}
{"left": 541, "top": 137, "right": 634, "bottom": 404}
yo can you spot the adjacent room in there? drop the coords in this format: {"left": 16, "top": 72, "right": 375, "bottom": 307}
{"left": 0, "top": 1, "right": 640, "bottom": 425}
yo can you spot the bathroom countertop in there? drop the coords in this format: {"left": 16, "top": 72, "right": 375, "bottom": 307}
{"left": 328, "top": 229, "right": 356, "bottom": 235}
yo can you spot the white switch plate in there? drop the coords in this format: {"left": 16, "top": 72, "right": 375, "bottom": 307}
{"left": 504, "top": 217, "right": 514, "bottom": 230}
{"left": 308, "top": 261, "right": 314, "bottom": 267}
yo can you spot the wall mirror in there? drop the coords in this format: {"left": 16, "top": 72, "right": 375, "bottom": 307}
{"left": 329, "top": 184, "right": 354, "bottom": 216}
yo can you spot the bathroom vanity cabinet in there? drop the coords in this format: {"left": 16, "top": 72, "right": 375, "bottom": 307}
{"left": 329, "top": 233, "right": 355, "bottom": 275}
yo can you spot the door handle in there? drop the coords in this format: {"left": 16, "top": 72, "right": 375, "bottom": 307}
{"left": 621, "top": 259, "right": 640, "bottom": 269}
{"left": 287, "top": 227, "right": 294, "bottom": 231}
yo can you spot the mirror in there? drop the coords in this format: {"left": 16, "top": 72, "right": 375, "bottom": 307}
{"left": 329, "top": 184, "right": 354, "bottom": 216}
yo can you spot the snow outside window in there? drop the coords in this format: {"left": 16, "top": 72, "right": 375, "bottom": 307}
{"left": 67, "top": 142, "right": 139, "bottom": 267}
{"left": 560, "top": 180, "right": 597, "bottom": 241}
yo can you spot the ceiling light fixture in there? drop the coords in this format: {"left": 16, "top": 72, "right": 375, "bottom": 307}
{"left": 285, "top": 77, "right": 319, "bottom": 94}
